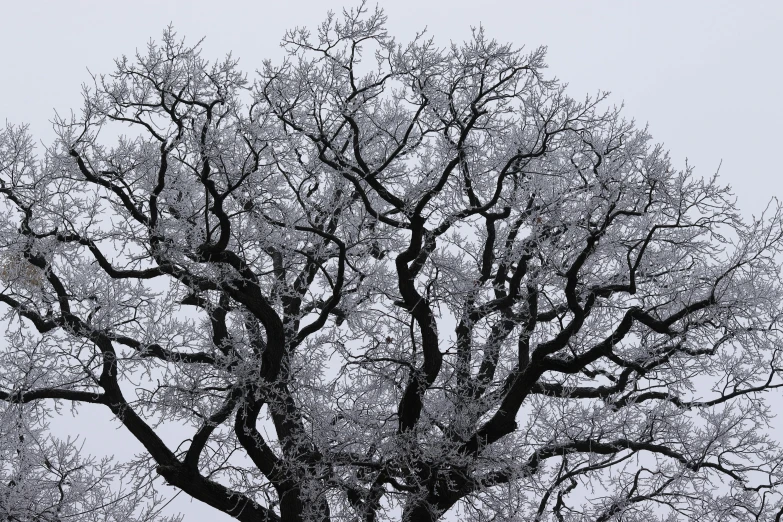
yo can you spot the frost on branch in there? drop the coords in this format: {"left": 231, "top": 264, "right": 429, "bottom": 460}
{"left": 1, "top": 4, "right": 783, "bottom": 521}
{"left": 0, "top": 403, "right": 180, "bottom": 522}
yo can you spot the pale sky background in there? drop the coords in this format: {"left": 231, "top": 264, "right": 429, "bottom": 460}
{"left": 1, "top": 1, "right": 782, "bottom": 520}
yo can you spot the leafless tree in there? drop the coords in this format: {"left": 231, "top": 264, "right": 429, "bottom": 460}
{"left": 2, "top": 5, "right": 783, "bottom": 521}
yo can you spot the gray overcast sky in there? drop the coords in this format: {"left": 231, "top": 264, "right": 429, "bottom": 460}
{"left": 1, "top": 1, "right": 782, "bottom": 519}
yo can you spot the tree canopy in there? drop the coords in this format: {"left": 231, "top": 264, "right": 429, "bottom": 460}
{"left": 2, "top": 5, "right": 783, "bottom": 522}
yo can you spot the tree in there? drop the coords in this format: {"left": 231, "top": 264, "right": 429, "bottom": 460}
{"left": 1, "top": 5, "right": 783, "bottom": 521}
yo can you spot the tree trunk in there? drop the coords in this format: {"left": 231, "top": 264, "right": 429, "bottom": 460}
{"left": 279, "top": 487, "right": 331, "bottom": 522}
{"left": 402, "top": 502, "right": 439, "bottom": 522}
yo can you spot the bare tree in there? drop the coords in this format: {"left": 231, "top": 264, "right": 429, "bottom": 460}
{"left": 2, "top": 5, "right": 783, "bottom": 521}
